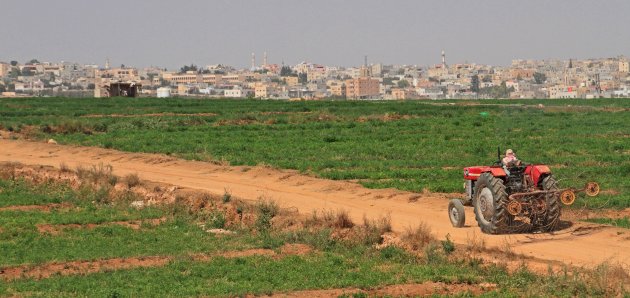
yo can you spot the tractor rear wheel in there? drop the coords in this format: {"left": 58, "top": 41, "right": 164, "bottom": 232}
{"left": 538, "top": 175, "right": 561, "bottom": 232}
{"left": 473, "top": 173, "right": 511, "bottom": 234}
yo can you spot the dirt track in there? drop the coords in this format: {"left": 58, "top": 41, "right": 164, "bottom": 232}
{"left": 0, "top": 139, "right": 628, "bottom": 268}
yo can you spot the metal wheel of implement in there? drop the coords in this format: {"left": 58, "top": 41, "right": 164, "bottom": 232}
{"left": 560, "top": 190, "right": 576, "bottom": 205}
{"left": 585, "top": 182, "right": 600, "bottom": 197}
{"left": 507, "top": 200, "right": 522, "bottom": 216}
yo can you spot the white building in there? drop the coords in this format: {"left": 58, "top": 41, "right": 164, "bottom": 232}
{"left": 224, "top": 87, "right": 244, "bottom": 98}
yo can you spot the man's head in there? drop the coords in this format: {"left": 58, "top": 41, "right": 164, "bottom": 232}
{"left": 506, "top": 149, "right": 514, "bottom": 156}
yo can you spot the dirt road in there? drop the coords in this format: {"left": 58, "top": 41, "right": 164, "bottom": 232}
{"left": 1, "top": 139, "right": 628, "bottom": 268}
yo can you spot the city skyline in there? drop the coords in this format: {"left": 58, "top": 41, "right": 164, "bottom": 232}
{"left": 2, "top": 0, "right": 630, "bottom": 69}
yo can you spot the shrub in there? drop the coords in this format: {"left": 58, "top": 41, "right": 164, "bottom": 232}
{"left": 222, "top": 188, "right": 232, "bottom": 203}
{"left": 124, "top": 173, "right": 141, "bottom": 188}
{"left": 255, "top": 198, "right": 279, "bottom": 232}
{"left": 207, "top": 210, "right": 226, "bottom": 229}
{"left": 441, "top": 234, "right": 455, "bottom": 255}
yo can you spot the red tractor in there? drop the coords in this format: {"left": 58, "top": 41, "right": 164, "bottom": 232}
{"left": 448, "top": 149, "right": 600, "bottom": 234}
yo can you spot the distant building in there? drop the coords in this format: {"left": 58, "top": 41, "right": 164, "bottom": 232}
{"left": 548, "top": 85, "right": 578, "bottom": 99}
{"left": 0, "top": 63, "right": 10, "bottom": 77}
{"left": 345, "top": 77, "right": 380, "bottom": 99}
{"left": 283, "top": 76, "right": 299, "bottom": 87}
{"left": 255, "top": 83, "right": 270, "bottom": 98}
{"left": 224, "top": 87, "right": 245, "bottom": 98}
{"left": 156, "top": 87, "right": 171, "bottom": 98}
{"left": 620, "top": 60, "right": 629, "bottom": 73}
{"left": 328, "top": 82, "right": 346, "bottom": 98}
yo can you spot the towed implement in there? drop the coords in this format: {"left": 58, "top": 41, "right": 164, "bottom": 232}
{"left": 448, "top": 150, "right": 600, "bottom": 234}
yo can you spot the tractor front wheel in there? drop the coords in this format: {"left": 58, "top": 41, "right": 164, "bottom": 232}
{"left": 448, "top": 199, "right": 466, "bottom": 228}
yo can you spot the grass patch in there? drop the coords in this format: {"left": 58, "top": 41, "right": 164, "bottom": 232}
{"left": 586, "top": 217, "right": 630, "bottom": 229}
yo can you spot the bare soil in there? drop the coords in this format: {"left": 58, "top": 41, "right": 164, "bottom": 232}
{"left": 36, "top": 218, "right": 167, "bottom": 235}
{"left": 0, "top": 203, "right": 72, "bottom": 212}
{"left": 0, "top": 245, "right": 314, "bottom": 281}
{"left": 1, "top": 139, "right": 629, "bottom": 268}
{"left": 0, "top": 256, "right": 170, "bottom": 281}
{"left": 80, "top": 112, "right": 217, "bottom": 118}
{"left": 264, "top": 281, "right": 494, "bottom": 297}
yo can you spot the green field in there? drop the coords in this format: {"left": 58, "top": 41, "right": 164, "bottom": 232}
{"left": 0, "top": 176, "right": 624, "bottom": 297}
{"left": 1, "top": 97, "right": 628, "bottom": 209}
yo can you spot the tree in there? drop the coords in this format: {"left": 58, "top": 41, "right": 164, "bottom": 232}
{"left": 21, "top": 68, "right": 34, "bottom": 76}
{"left": 397, "top": 80, "right": 410, "bottom": 88}
{"left": 479, "top": 81, "right": 514, "bottom": 98}
{"left": 280, "top": 66, "right": 293, "bottom": 76}
{"left": 28, "top": 59, "right": 40, "bottom": 64}
{"left": 533, "top": 72, "right": 547, "bottom": 84}
{"left": 298, "top": 72, "right": 307, "bottom": 84}
{"left": 382, "top": 78, "right": 395, "bottom": 85}
{"left": 0, "top": 84, "right": 5, "bottom": 93}
{"left": 9, "top": 68, "right": 21, "bottom": 78}
{"left": 482, "top": 75, "right": 492, "bottom": 82}
{"left": 10, "top": 61, "right": 18, "bottom": 66}
{"left": 471, "top": 75, "right": 480, "bottom": 92}
{"left": 179, "top": 64, "right": 198, "bottom": 74}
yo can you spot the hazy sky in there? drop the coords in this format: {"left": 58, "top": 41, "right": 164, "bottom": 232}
{"left": 2, "top": 0, "right": 629, "bottom": 70}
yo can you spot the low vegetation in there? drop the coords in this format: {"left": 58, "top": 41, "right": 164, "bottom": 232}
{"left": 0, "top": 163, "right": 628, "bottom": 296}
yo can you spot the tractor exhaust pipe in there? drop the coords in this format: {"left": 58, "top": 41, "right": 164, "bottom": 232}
{"left": 497, "top": 146, "right": 501, "bottom": 165}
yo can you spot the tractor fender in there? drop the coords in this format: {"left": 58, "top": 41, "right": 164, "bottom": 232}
{"left": 464, "top": 166, "right": 506, "bottom": 180}
{"left": 488, "top": 167, "right": 507, "bottom": 177}
{"left": 527, "top": 165, "right": 551, "bottom": 186}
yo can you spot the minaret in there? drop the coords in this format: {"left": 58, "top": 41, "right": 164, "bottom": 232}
{"left": 251, "top": 53, "right": 256, "bottom": 69}
{"left": 441, "top": 50, "right": 446, "bottom": 68}
{"left": 361, "top": 55, "right": 371, "bottom": 77}
{"left": 263, "top": 52, "right": 268, "bottom": 67}
{"left": 105, "top": 58, "right": 110, "bottom": 70}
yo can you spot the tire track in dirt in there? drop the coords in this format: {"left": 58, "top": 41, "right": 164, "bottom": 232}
{"left": 0, "top": 139, "right": 629, "bottom": 268}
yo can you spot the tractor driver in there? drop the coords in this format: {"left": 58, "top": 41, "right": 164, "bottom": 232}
{"left": 502, "top": 149, "right": 521, "bottom": 169}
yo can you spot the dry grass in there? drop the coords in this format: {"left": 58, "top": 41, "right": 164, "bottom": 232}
{"left": 123, "top": 173, "right": 141, "bottom": 188}
{"left": 402, "top": 222, "right": 435, "bottom": 251}
{"left": 465, "top": 231, "right": 486, "bottom": 253}
{"left": 587, "top": 263, "right": 630, "bottom": 296}
{"left": 334, "top": 210, "right": 355, "bottom": 229}
{"left": 76, "top": 163, "right": 116, "bottom": 186}
{"left": 304, "top": 209, "right": 355, "bottom": 229}
{"left": 59, "top": 162, "right": 72, "bottom": 173}
{"left": 0, "top": 162, "right": 22, "bottom": 180}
